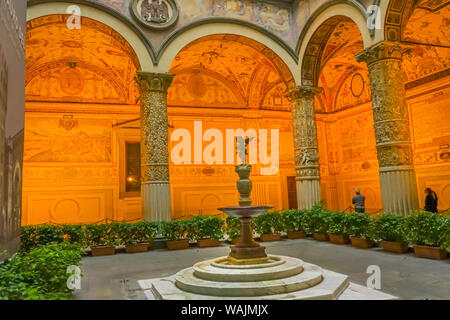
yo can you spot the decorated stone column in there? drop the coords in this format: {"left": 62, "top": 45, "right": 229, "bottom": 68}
{"left": 356, "top": 41, "right": 419, "bottom": 216}
{"left": 286, "top": 86, "right": 322, "bottom": 209}
{"left": 136, "top": 72, "right": 174, "bottom": 222}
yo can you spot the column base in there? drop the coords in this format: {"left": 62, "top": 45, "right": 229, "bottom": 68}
{"left": 296, "top": 179, "right": 321, "bottom": 209}
{"left": 142, "top": 182, "right": 171, "bottom": 222}
{"left": 379, "top": 168, "right": 419, "bottom": 216}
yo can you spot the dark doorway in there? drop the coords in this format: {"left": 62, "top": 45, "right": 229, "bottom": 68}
{"left": 287, "top": 176, "right": 297, "bottom": 209}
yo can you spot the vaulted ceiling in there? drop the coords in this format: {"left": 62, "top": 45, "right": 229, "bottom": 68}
{"left": 315, "top": 20, "right": 370, "bottom": 113}
{"left": 26, "top": 15, "right": 140, "bottom": 105}
{"left": 168, "top": 34, "right": 295, "bottom": 110}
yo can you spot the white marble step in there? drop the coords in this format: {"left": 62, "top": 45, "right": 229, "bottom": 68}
{"left": 175, "top": 263, "right": 323, "bottom": 297}
{"left": 193, "top": 256, "right": 304, "bottom": 282}
{"left": 139, "top": 263, "right": 357, "bottom": 300}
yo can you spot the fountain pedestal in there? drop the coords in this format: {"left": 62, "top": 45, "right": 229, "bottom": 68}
{"left": 219, "top": 206, "right": 271, "bottom": 261}
{"left": 137, "top": 161, "right": 396, "bottom": 300}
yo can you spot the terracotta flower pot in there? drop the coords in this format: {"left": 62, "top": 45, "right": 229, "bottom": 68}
{"left": 166, "top": 239, "right": 190, "bottom": 250}
{"left": 413, "top": 245, "right": 447, "bottom": 260}
{"left": 313, "top": 233, "right": 329, "bottom": 241}
{"left": 328, "top": 233, "right": 350, "bottom": 244}
{"left": 287, "top": 231, "right": 307, "bottom": 239}
{"left": 91, "top": 246, "right": 116, "bottom": 256}
{"left": 350, "top": 236, "right": 374, "bottom": 249}
{"left": 197, "top": 239, "right": 221, "bottom": 248}
{"left": 259, "top": 233, "right": 281, "bottom": 242}
{"left": 381, "top": 240, "right": 409, "bottom": 254}
{"left": 125, "top": 242, "right": 150, "bottom": 253}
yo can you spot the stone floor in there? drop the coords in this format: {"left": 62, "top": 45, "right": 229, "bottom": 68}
{"left": 74, "top": 238, "right": 450, "bottom": 300}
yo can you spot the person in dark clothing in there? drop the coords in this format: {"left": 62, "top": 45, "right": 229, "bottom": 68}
{"left": 352, "top": 188, "right": 366, "bottom": 213}
{"left": 424, "top": 188, "right": 438, "bottom": 213}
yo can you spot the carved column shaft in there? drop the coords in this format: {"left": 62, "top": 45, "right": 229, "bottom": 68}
{"left": 136, "top": 72, "right": 174, "bottom": 222}
{"left": 357, "top": 41, "right": 419, "bottom": 216}
{"left": 287, "top": 86, "right": 322, "bottom": 209}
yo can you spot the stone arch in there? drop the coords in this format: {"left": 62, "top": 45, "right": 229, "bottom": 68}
{"left": 167, "top": 33, "right": 296, "bottom": 110}
{"left": 297, "top": 2, "right": 375, "bottom": 86}
{"left": 27, "top": 0, "right": 154, "bottom": 71}
{"left": 154, "top": 22, "right": 300, "bottom": 86}
{"left": 384, "top": 0, "right": 417, "bottom": 42}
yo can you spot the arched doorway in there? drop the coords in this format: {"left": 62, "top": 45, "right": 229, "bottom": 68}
{"left": 300, "top": 15, "right": 382, "bottom": 213}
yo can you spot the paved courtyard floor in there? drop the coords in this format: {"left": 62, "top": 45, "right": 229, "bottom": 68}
{"left": 74, "top": 238, "right": 450, "bottom": 300}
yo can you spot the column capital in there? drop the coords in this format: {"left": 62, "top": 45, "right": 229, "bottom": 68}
{"left": 135, "top": 72, "right": 175, "bottom": 93}
{"left": 356, "top": 40, "right": 411, "bottom": 65}
{"left": 285, "top": 85, "right": 322, "bottom": 102}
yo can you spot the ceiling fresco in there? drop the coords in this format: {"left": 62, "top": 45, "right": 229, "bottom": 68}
{"left": 315, "top": 20, "right": 370, "bottom": 113}
{"left": 84, "top": 0, "right": 371, "bottom": 54}
{"left": 402, "top": 0, "right": 450, "bottom": 82}
{"left": 25, "top": 15, "right": 140, "bottom": 104}
{"left": 168, "top": 34, "right": 294, "bottom": 110}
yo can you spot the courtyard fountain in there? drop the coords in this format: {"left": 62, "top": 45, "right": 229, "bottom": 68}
{"left": 139, "top": 138, "right": 394, "bottom": 300}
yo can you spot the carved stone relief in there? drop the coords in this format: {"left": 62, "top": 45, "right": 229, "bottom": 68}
{"left": 136, "top": 72, "right": 174, "bottom": 182}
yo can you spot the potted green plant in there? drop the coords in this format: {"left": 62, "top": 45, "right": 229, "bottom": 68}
{"left": 189, "top": 216, "right": 224, "bottom": 248}
{"left": 281, "top": 209, "right": 306, "bottom": 239}
{"left": 61, "top": 224, "right": 84, "bottom": 245}
{"left": 302, "top": 206, "right": 331, "bottom": 241}
{"left": 253, "top": 211, "right": 283, "bottom": 242}
{"left": 159, "top": 220, "right": 190, "bottom": 250}
{"left": 20, "top": 224, "right": 64, "bottom": 251}
{"left": 328, "top": 212, "right": 351, "bottom": 244}
{"left": 83, "top": 223, "right": 119, "bottom": 256}
{"left": 375, "top": 214, "right": 409, "bottom": 253}
{"left": 404, "top": 212, "right": 449, "bottom": 259}
{"left": 225, "top": 216, "right": 241, "bottom": 244}
{"left": 119, "top": 221, "right": 159, "bottom": 253}
{"left": 347, "top": 213, "right": 375, "bottom": 248}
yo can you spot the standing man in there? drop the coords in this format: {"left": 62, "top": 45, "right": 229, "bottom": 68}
{"left": 352, "top": 188, "right": 366, "bottom": 213}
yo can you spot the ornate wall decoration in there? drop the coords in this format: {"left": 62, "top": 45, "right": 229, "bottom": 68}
{"left": 24, "top": 118, "right": 112, "bottom": 163}
{"left": 350, "top": 73, "right": 364, "bottom": 97}
{"left": 131, "top": 0, "right": 179, "bottom": 30}
{"left": 26, "top": 15, "right": 140, "bottom": 105}
{"left": 167, "top": 70, "right": 244, "bottom": 108}
{"left": 169, "top": 35, "right": 294, "bottom": 110}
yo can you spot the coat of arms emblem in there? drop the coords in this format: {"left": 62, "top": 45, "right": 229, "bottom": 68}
{"left": 131, "top": 0, "right": 178, "bottom": 30}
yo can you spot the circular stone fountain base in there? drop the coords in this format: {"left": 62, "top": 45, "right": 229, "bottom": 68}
{"left": 141, "top": 255, "right": 363, "bottom": 300}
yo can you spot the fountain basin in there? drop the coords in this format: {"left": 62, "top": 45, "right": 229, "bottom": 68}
{"left": 218, "top": 206, "right": 272, "bottom": 218}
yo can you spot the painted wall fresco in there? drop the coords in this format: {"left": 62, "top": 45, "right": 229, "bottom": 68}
{"left": 86, "top": 0, "right": 371, "bottom": 53}
{"left": 24, "top": 118, "right": 112, "bottom": 163}
{"left": 0, "top": 0, "right": 26, "bottom": 259}
{"left": 26, "top": 15, "right": 139, "bottom": 105}
{"left": 402, "top": 3, "right": 450, "bottom": 83}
